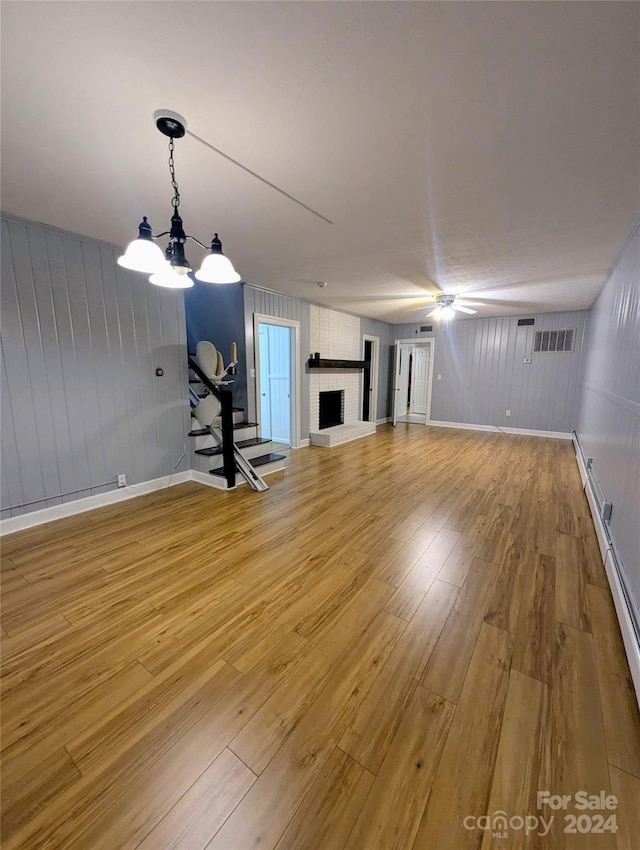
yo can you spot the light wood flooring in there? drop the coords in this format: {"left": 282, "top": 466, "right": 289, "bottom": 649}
{"left": 1, "top": 424, "right": 639, "bottom": 849}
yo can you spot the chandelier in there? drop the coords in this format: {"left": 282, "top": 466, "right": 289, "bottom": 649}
{"left": 118, "top": 110, "right": 241, "bottom": 289}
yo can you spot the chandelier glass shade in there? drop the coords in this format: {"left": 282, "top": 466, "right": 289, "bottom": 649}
{"left": 118, "top": 112, "right": 241, "bottom": 289}
{"left": 149, "top": 262, "right": 194, "bottom": 289}
{"left": 117, "top": 218, "right": 166, "bottom": 273}
{"left": 195, "top": 235, "right": 241, "bottom": 283}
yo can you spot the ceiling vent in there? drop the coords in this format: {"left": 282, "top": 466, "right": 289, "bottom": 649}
{"left": 517, "top": 318, "right": 535, "bottom": 326}
{"left": 420, "top": 325, "right": 433, "bottom": 333}
{"left": 534, "top": 329, "right": 574, "bottom": 353}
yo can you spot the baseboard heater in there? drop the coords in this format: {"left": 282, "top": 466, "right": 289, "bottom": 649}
{"left": 573, "top": 433, "right": 640, "bottom": 708}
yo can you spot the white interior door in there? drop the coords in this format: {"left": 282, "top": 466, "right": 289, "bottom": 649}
{"left": 258, "top": 323, "right": 291, "bottom": 444}
{"left": 410, "top": 345, "right": 430, "bottom": 415}
{"left": 392, "top": 340, "right": 401, "bottom": 426}
{"left": 392, "top": 342, "right": 413, "bottom": 424}
{"left": 392, "top": 338, "right": 435, "bottom": 425}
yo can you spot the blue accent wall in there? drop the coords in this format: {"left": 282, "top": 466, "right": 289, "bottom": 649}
{"left": 184, "top": 281, "right": 247, "bottom": 413}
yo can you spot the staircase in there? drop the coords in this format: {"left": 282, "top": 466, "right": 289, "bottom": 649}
{"left": 188, "top": 356, "right": 287, "bottom": 490}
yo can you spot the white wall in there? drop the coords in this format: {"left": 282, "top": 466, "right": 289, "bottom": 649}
{"left": 576, "top": 218, "right": 640, "bottom": 622}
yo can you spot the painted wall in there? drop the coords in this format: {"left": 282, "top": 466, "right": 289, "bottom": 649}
{"left": 394, "top": 310, "right": 587, "bottom": 433}
{"left": 184, "top": 281, "right": 248, "bottom": 413}
{"left": 1, "top": 215, "right": 190, "bottom": 519}
{"left": 576, "top": 218, "right": 640, "bottom": 620}
{"left": 243, "top": 287, "right": 396, "bottom": 437}
{"left": 244, "top": 286, "right": 312, "bottom": 437}
{"left": 361, "top": 316, "right": 394, "bottom": 420}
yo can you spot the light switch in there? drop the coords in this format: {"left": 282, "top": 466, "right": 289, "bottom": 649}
{"left": 437, "top": 374, "right": 442, "bottom": 380}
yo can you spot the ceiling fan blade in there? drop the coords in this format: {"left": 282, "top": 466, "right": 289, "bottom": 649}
{"left": 424, "top": 306, "right": 440, "bottom": 317}
{"left": 452, "top": 304, "right": 477, "bottom": 314}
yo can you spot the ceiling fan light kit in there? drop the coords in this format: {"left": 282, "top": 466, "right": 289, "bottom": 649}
{"left": 118, "top": 110, "right": 241, "bottom": 289}
{"left": 426, "top": 293, "right": 478, "bottom": 320}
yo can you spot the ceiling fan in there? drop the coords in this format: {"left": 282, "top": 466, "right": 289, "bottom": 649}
{"left": 425, "top": 293, "right": 477, "bottom": 319}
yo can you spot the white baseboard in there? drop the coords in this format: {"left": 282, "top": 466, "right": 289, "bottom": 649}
{"left": 428, "top": 420, "right": 572, "bottom": 439}
{"left": 603, "top": 549, "right": 640, "bottom": 710}
{"left": 584, "top": 479, "right": 609, "bottom": 562}
{"left": 1, "top": 453, "right": 295, "bottom": 535}
{"left": 573, "top": 438, "right": 640, "bottom": 709}
{"left": 376, "top": 417, "right": 391, "bottom": 425}
{"left": 293, "top": 439, "right": 310, "bottom": 449}
{"left": 0, "top": 471, "right": 192, "bottom": 536}
{"left": 190, "top": 470, "right": 231, "bottom": 491}
{"left": 573, "top": 434, "right": 590, "bottom": 486}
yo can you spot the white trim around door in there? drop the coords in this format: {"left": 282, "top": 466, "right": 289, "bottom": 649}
{"left": 392, "top": 338, "right": 435, "bottom": 425}
{"left": 253, "top": 314, "right": 302, "bottom": 449}
{"left": 362, "top": 334, "right": 379, "bottom": 424}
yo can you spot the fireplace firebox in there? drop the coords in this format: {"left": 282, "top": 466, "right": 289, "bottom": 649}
{"left": 319, "top": 390, "right": 344, "bottom": 430}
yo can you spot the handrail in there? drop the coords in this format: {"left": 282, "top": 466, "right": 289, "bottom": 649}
{"left": 188, "top": 356, "right": 235, "bottom": 489}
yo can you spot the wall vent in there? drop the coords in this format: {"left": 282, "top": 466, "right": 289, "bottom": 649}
{"left": 517, "top": 318, "right": 535, "bottom": 326}
{"left": 419, "top": 325, "right": 433, "bottom": 333}
{"left": 534, "top": 329, "right": 574, "bottom": 353}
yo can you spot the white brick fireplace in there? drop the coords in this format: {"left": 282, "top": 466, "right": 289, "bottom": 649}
{"left": 309, "top": 306, "right": 376, "bottom": 446}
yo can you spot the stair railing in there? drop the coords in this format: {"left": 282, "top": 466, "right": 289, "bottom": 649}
{"left": 188, "top": 355, "right": 268, "bottom": 492}
{"left": 188, "top": 355, "right": 236, "bottom": 489}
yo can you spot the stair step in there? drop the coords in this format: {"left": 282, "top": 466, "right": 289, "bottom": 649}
{"left": 194, "top": 437, "right": 271, "bottom": 458}
{"left": 234, "top": 421, "right": 259, "bottom": 430}
{"left": 209, "top": 452, "right": 286, "bottom": 477}
{"left": 251, "top": 452, "right": 287, "bottom": 467}
{"left": 188, "top": 428, "right": 210, "bottom": 437}
{"left": 236, "top": 437, "right": 272, "bottom": 449}
{"left": 191, "top": 408, "right": 247, "bottom": 424}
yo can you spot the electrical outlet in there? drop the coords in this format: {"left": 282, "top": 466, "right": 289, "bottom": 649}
{"left": 505, "top": 410, "right": 511, "bottom": 417}
{"left": 117, "top": 473, "right": 127, "bottom": 488}
{"left": 250, "top": 368, "right": 256, "bottom": 378}
{"left": 437, "top": 374, "right": 442, "bottom": 380}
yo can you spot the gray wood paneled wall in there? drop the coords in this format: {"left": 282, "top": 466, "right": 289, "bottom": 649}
{"left": 1, "top": 215, "right": 190, "bottom": 519}
{"left": 243, "top": 285, "right": 312, "bottom": 436}
{"left": 394, "top": 310, "right": 588, "bottom": 433}
{"left": 242, "top": 288, "right": 395, "bottom": 433}
{"left": 360, "top": 316, "right": 394, "bottom": 420}
{"left": 2, "top": 212, "right": 605, "bottom": 525}
{"left": 576, "top": 218, "right": 640, "bottom": 620}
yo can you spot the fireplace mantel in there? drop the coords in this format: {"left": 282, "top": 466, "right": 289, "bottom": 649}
{"left": 308, "top": 358, "right": 367, "bottom": 369}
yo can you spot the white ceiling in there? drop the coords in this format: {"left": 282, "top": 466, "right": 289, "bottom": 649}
{"left": 1, "top": 2, "right": 638, "bottom": 323}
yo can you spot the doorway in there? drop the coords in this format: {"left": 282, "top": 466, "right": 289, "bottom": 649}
{"left": 253, "top": 315, "right": 301, "bottom": 448}
{"left": 392, "top": 339, "right": 434, "bottom": 426}
{"left": 362, "top": 335, "right": 379, "bottom": 423}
